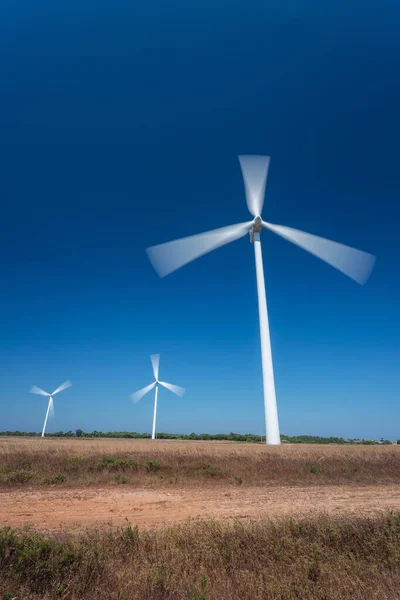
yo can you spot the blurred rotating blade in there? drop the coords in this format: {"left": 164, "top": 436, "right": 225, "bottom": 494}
{"left": 150, "top": 354, "right": 160, "bottom": 381}
{"left": 131, "top": 382, "right": 156, "bottom": 404}
{"left": 49, "top": 396, "right": 55, "bottom": 417}
{"left": 146, "top": 221, "right": 252, "bottom": 278}
{"left": 263, "top": 221, "right": 376, "bottom": 285}
{"left": 52, "top": 380, "right": 72, "bottom": 395}
{"left": 158, "top": 380, "right": 185, "bottom": 397}
{"left": 30, "top": 385, "right": 50, "bottom": 397}
{"left": 239, "top": 155, "right": 270, "bottom": 217}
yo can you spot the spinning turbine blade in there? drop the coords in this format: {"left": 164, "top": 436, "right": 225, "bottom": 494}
{"left": 131, "top": 381, "right": 156, "bottom": 403}
{"left": 263, "top": 222, "right": 376, "bottom": 285}
{"left": 150, "top": 354, "right": 160, "bottom": 381}
{"left": 158, "top": 381, "right": 185, "bottom": 397}
{"left": 30, "top": 385, "right": 50, "bottom": 397}
{"left": 49, "top": 397, "right": 55, "bottom": 417}
{"left": 52, "top": 380, "right": 72, "bottom": 395}
{"left": 146, "top": 221, "right": 252, "bottom": 277}
{"left": 239, "top": 155, "right": 270, "bottom": 217}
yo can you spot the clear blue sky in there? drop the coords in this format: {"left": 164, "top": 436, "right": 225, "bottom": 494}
{"left": 0, "top": 0, "right": 399, "bottom": 439}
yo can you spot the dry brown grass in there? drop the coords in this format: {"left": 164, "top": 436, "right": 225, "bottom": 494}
{"left": 1, "top": 513, "right": 400, "bottom": 599}
{"left": 1, "top": 437, "right": 399, "bottom": 488}
{"left": 2, "top": 439, "right": 400, "bottom": 598}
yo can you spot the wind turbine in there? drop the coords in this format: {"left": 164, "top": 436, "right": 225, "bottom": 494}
{"left": 29, "top": 381, "right": 72, "bottom": 437}
{"left": 146, "top": 155, "right": 376, "bottom": 445}
{"left": 131, "top": 354, "right": 185, "bottom": 440}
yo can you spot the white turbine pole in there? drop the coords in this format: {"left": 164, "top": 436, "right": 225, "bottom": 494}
{"left": 145, "top": 156, "right": 375, "bottom": 445}
{"left": 42, "top": 397, "right": 52, "bottom": 438}
{"left": 151, "top": 384, "right": 159, "bottom": 440}
{"left": 253, "top": 231, "right": 280, "bottom": 445}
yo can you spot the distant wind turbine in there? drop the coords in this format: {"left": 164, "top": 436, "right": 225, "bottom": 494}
{"left": 30, "top": 381, "right": 72, "bottom": 437}
{"left": 131, "top": 354, "right": 185, "bottom": 440}
{"left": 146, "top": 155, "right": 376, "bottom": 445}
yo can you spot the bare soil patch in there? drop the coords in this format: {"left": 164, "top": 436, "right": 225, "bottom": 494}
{"left": 1, "top": 483, "right": 399, "bottom": 531}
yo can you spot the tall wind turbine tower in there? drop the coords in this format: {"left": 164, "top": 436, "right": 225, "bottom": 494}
{"left": 30, "top": 381, "right": 72, "bottom": 437}
{"left": 131, "top": 354, "right": 185, "bottom": 440}
{"left": 145, "top": 156, "right": 375, "bottom": 445}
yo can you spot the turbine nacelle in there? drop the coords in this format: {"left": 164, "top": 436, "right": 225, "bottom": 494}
{"left": 249, "top": 216, "right": 263, "bottom": 242}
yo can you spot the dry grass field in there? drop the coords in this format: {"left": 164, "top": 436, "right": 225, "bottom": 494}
{"left": 1, "top": 514, "right": 400, "bottom": 599}
{"left": 1, "top": 436, "right": 400, "bottom": 488}
{"left": 1, "top": 438, "right": 400, "bottom": 599}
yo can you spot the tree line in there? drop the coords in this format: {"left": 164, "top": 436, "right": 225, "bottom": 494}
{"left": 0, "top": 430, "right": 397, "bottom": 444}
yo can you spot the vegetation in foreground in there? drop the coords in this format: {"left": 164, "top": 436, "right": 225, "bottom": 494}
{"left": 1, "top": 513, "right": 400, "bottom": 599}
{"left": 1, "top": 438, "right": 399, "bottom": 488}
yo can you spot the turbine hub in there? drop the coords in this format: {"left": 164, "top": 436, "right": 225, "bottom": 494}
{"left": 249, "top": 216, "right": 262, "bottom": 243}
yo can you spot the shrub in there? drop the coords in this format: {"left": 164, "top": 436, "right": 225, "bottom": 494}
{"left": 197, "top": 463, "right": 221, "bottom": 477}
{"left": 97, "top": 456, "right": 119, "bottom": 470}
{"left": 188, "top": 590, "right": 211, "bottom": 600}
{"left": 0, "top": 463, "right": 34, "bottom": 484}
{"left": 339, "top": 465, "right": 358, "bottom": 473}
{"left": 146, "top": 459, "right": 161, "bottom": 472}
{"left": 44, "top": 474, "right": 65, "bottom": 485}
{"left": 0, "top": 529, "right": 80, "bottom": 595}
{"left": 98, "top": 456, "right": 139, "bottom": 472}
{"left": 5, "top": 470, "right": 34, "bottom": 484}
{"left": 68, "top": 456, "right": 84, "bottom": 466}
{"left": 2, "top": 462, "right": 32, "bottom": 473}
{"left": 234, "top": 475, "right": 243, "bottom": 485}
{"left": 122, "top": 525, "right": 139, "bottom": 547}
{"left": 115, "top": 474, "right": 128, "bottom": 484}
{"left": 306, "top": 465, "right": 322, "bottom": 474}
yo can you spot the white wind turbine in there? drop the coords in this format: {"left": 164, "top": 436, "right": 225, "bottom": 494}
{"left": 131, "top": 354, "right": 185, "bottom": 440}
{"left": 146, "top": 155, "right": 376, "bottom": 445}
{"left": 29, "top": 381, "right": 72, "bottom": 437}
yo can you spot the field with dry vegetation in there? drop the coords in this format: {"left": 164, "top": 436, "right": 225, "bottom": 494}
{"left": 1, "top": 436, "right": 400, "bottom": 488}
{"left": 1, "top": 437, "right": 400, "bottom": 599}
{"left": 1, "top": 514, "right": 400, "bottom": 599}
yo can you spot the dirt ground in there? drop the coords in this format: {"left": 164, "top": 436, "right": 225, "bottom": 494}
{"left": 1, "top": 484, "right": 399, "bottom": 531}
{"left": 2, "top": 439, "right": 399, "bottom": 532}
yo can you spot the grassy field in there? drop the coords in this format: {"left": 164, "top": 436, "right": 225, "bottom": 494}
{"left": 0, "top": 436, "right": 399, "bottom": 488}
{"left": 1, "top": 438, "right": 400, "bottom": 598}
{"left": 1, "top": 513, "right": 400, "bottom": 599}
